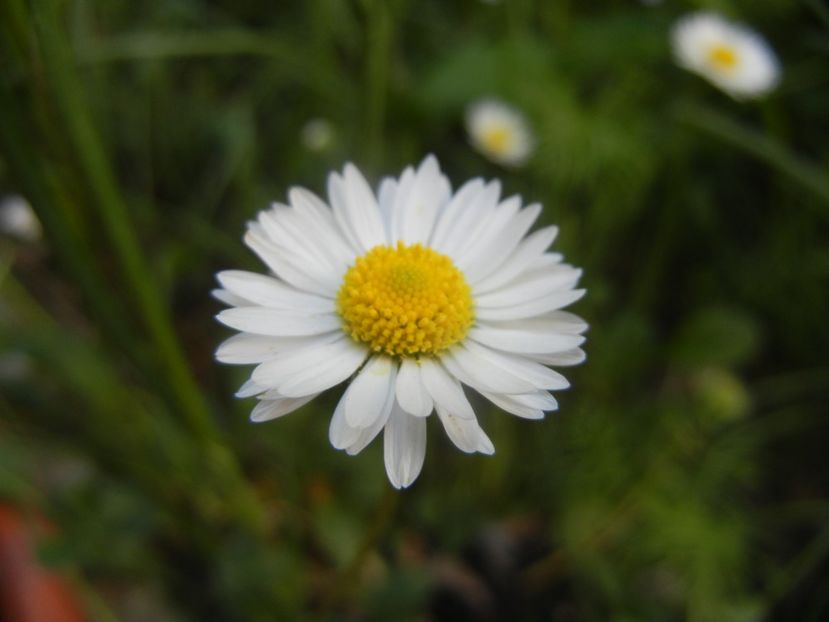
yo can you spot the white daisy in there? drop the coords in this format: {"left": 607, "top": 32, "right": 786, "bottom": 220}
{"left": 671, "top": 12, "right": 780, "bottom": 99}
{"left": 465, "top": 99, "right": 534, "bottom": 167}
{"left": 0, "top": 195, "right": 41, "bottom": 242}
{"left": 214, "top": 156, "right": 586, "bottom": 489}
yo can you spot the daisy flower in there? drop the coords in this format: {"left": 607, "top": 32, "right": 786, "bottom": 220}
{"left": 671, "top": 12, "right": 780, "bottom": 99}
{"left": 465, "top": 99, "right": 534, "bottom": 167}
{"left": 0, "top": 195, "right": 41, "bottom": 242}
{"left": 214, "top": 156, "right": 586, "bottom": 489}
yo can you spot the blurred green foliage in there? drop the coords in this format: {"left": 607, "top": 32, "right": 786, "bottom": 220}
{"left": 1, "top": 0, "right": 828, "bottom": 620}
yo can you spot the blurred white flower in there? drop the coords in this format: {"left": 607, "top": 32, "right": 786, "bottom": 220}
{"left": 465, "top": 99, "right": 534, "bottom": 167}
{"left": 214, "top": 156, "right": 586, "bottom": 489}
{"left": 0, "top": 195, "right": 41, "bottom": 242}
{"left": 671, "top": 12, "right": 780, "bottom": 99}
{"left": 300, "top": 118, "right": 335, "bottom": 152}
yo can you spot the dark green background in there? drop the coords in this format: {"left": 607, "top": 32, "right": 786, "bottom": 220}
{"left": 1, "top": 0, "right": 828, "bottom": 620}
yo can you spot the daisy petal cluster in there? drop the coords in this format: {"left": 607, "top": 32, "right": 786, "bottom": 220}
{"left": 671, "top": 12, "right": 780, "bottom": 99}
{"left": 215, "top": 156, "right": 586, "bottom": 489}
{"left": 465, "top": 99, "right": 534, "bottom": 167}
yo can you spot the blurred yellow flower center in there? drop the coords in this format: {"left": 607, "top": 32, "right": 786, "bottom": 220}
{"left": 708, "top": 45, "right": 739, "bottom": 70}
{"left": 337, "top": 243, "right": 474, "bottom": 356}
{"left": 481, "top": 126, "right": 512, "bottom": 155}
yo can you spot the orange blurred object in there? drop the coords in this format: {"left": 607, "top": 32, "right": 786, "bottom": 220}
{"left": 0, "top": 505, "right": 87, "bottom": 622}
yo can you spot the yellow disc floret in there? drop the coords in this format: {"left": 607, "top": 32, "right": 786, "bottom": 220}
{"left": 481, "top": 126, "right": 512, "bottom": 158}
{"left": 708, "top": 44, "right": 739, "bottom": 71}
{"left": 337, "top": 242, "right": 474, "bottom": 356}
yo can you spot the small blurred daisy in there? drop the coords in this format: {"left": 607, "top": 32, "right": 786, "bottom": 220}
{"left": 465, "top": 99, "right": 534, "bottom": 167}
{"left": 214, "top": 156, "right": 586, "bottom": 489}
{"left": 301, "top": 118, "right": 335, "bottom": 152}
{"left": 671, "top": 12, "right": 780, "bottom": 99}
{"left": 0, "top": 195, "right": 41, "bottom": 242}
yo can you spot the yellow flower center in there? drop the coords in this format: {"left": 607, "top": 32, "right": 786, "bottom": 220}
{"left": 481, "top": 126, "right": 512, "bottom": 156}
{"left": 337, "top": 242, "right": 474, "bottom": 357}
{"left": 707, "top": 44, "right": 739, "bottom": 71}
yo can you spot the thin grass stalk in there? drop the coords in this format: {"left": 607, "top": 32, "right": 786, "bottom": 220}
{"left": 30, "top": 0, "right": 217, "bottom": 443}
{"left": 675, "top": 102, "right": 829, "bottom": 212}
{"left": 361, "top": 0, "right": 394, "bottom": 170}
{"left": 20, "top": 0, "right": 268, "bottom": 533}
{"left": 0, "top": 82, "right": 138, "bottom": 355}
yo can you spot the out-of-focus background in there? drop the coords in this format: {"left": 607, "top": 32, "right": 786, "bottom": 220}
{"left": 1, "top": 1, "right": 828, "bottom": 620}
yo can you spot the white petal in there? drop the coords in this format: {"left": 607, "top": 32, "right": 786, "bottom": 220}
{"left": 216, "top": 271, "right": 336, "bottom": 311}
{"left": 456, "top": 199, "right": 536, "bottom": 286}
{"left": 395, "top": 358, "right": 433, "bottom": 417}
{"left": 326, "top": 174, "right": 362, "bottom": 250}
{"left": 377, "top": 176, "right": 398, "bottom": 234}
{"left": 257, "top": 206, "right": 342, "bottom": 279}
{"left": 479, "top": 390, "right": 557, "bottom": 420}
{"left": 216, "top": 332, "right": 343, "bottom": 365}
{"left": 250, "top": 333, "right": 350, "bottom": 385}
{"left": 250, "top": 393, "right": 318, "bottom": 422}
{"left": 253, "top": 335, "right": 367, "bottom": 396}
{"left": 527, "top": 347, "right": 587, "bottom": 367}
{"left": 419, "top": 357, "right": 475, "bottom": 419}
{"left": 392, "top": 155, "right": 451, "bottom": 245}
{"left": 440, "top": 345, "right": 536, "bottom": 394}
{"left": 344, "top": 355, "right": 398, "bottom": 428}
{"left": 435, "top": 406, "right": 495, "bottom": 455}
{"left": 244, "top": 226, "right": 334, "bottom": 296}
{"left": 235, "top": 378, "right": 268, "bottom": 398}
{"left": 461, "top": 203, "right": 542, "bottom": 284}
{"left": 429, "top": 178, "right": 486, "bottom": 249}
{"left": 387, "top": 167, "right": 415, "bottom": 243}
{"left": 344, "top": 419, "right": 389, "bottom": 455}
{"left": 468, "top": 325, "right": 585, "bottom": 355}
{"left": 475, "top": 289, "right": 586, "bottom": 321}
{"left": 328, "top": 165, "right": 387, "bottom": 251}
{"left": 212, "top": 288, "right": 251, "bottom": 307}
{"left": 453, "top": 195, "right": 521, "bottom": 262}
{"left": 344, "top": 377, "right": 396, "bottom": 455}
{"left": 511, "top": 390, "right": 559, "bottom": 410}
{"left": 461, "top": 340, "right": 571, "bottom": 391}
{"left": 216, "top": 307, "right": 340, "bottom": 337}
{"left": 474, "top": 267, "right": 583, "bottom": 309}
{"left": 329, "top": 392, "right": 361, "bottom": 449}
{"left": 482, "top": 312, "right": 588, "bottom": 335}
{"left": 384, "top": 403, "right": 427, "bottom": 489}
{"left": 287, "top": 187, "right": 335, "bottom": 226}
{"left": 433, "top": 180, "right": 500, "bottom": 258}
{"left": 472, "top": 226, "right": 558, "bottom": 293}
{"left": 288, "top": 187, "right": 359, "bottom": 264}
